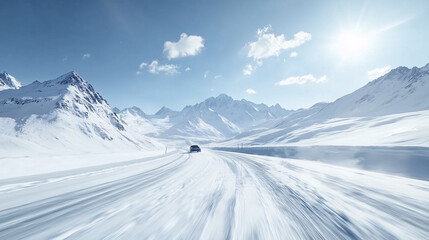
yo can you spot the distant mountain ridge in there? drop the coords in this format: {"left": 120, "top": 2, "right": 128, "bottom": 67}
{"left": 2, "top": 63, "right": 429, "bottom": 153}
{"left": 118, "top": 93, "right": 291, "bottom": 141}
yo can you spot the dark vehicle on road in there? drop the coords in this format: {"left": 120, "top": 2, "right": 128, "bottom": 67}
{"left": 190, "top": 145, "right": 201, "bottom": 153}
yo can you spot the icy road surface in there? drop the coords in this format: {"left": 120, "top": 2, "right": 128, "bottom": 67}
{"left": 0, "top": 150, "right": 428, "bottom": 239}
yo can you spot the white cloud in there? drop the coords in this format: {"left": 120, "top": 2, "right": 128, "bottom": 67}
{"left": 82, "top": 53, "right": 91, "bottom": 59}
{"left": 242, "top": 61, "right": 262, "bottom": 76}
{"left": 136, "top": 60, "right": 179, "bottom": 75}
{"left": 276, "top": 74, "right": 327, "bottom": 86}
{"left": 316, "top": 75, "right": 328, "bottom": 83}
{"left": 246, "top": 88, "right": 256, "bottom": 94}
{"left": 146, "top": 60, "right": 179, "bottom": 75}
{"left": 139, "top": 62, "right": 148, "bottom": 69}
{"left": 185, "top": 67, "right": 191, "bottom": 71}
{"left": 367, "top": 65, "right": 392, "bottom": 80}
{"left": 204, "top": 71, "right": 208, "bottom": 78}
{"left": 164, "top": 33, "right": 204, "bottom": 60}
{"left": 243, "top": 64, "right": 253, "bottom": 76}
{"left": 214, "top": 75, "right": 222, "bottom": 79}
{"left": 290, "top": 51, "right": 298, "bottom": 57}
{"left": 247, "top": 26, "right": 311, "bottom": 60}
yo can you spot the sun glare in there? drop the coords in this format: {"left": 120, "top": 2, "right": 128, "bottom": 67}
{"left": 336, "top": 31, "right": 370, "bottom": 58}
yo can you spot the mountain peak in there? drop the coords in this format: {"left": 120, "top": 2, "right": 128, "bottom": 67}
{"left": 122, "top": 106, "right": 146, "bottom": 117}
{"left": 0, "top": 72, "right": 22, "bottom": 90}
{"left": 155, "top": 106, "right": 178, "bottom": 117}
{"left": 40, "top": 71, "right": 106, "bottom": 107}
{"left": 53, "top": 71, "right": 85, "bottom": 86}
{"left": 373, "top": 63, "right": 429, "bottom": 84}
{"left": 216, "top": 93, "right": 233, "bottom": 101}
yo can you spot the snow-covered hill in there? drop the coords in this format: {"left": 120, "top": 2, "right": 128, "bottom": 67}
{"left": 0, "top": 72, "right": 22, "bottom": 91}
{"left": 118, "top": 94, "right": 291, "bottom": 141}
{"left": 0, "top": 71, "right": 162, "bottom": 156}
{"left": 225, "top": 63, "right": 429, "bottom": 146}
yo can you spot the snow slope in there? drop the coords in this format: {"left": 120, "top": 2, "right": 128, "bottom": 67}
{"left": 313, "top": 63, "right": 429, "bottom": 118}
{"left": 227, "top": 110, "right": 429, "bottom": 147}
{"left": 0, "top": 71, "right": 162, "bottom": 156}
{"left": 0, "top": 149, "right": 427, "bottom": 239}
{"left": 227, "top": 64, "right": 429, "bottom": 146}
{"left": 0, "top": 72, "right": 22, "bottom": 91}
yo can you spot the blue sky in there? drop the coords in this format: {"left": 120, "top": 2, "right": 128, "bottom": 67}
{"left": 1, "top": 0, "right": 428, "bottom": 113}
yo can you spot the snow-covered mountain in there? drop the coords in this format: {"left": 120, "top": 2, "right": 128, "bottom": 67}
{"left": 164, "top": 94, "right": 291, "bottom": 139}
{"left": 0, "top": 72, "right": 22, "bottom": 91}
{"left": 176, "top": 94, "right": 289, "bottom": 127}
{"left": 225, "top": 63, "right": 429, "bottom": 146}
{"left": 0, "top": 71, "right": 162, "bottom": 156}
{"left": 5, "top": 63, "right": 428, "bottom": 153}
{"left": 118, "top": 94, "right": 291, "bottom": 141}
{"left": 313, "top": 63, "right": 429, "bottom": 118}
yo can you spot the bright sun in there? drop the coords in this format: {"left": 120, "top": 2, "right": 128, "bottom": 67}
{"left": 336, "top": 31, "right": 370, "bottom": 58}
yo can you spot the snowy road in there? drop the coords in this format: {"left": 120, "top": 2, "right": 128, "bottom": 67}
{"left": 0, "top": 150, "right": 428, "bottom": 239}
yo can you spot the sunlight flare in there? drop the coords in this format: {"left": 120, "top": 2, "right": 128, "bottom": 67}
{"left": 336, "top": 30, "right": 370, "bottom": 58}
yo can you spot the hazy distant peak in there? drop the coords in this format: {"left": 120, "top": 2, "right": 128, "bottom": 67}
{"left": 155, "top": 106, "right": 178, "bottom": 117}
{"left": 215, "top": 93, "right": 233, "bottom": 102}
{"left": 121, "top": 106, "right": 146, "bottom": 117}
